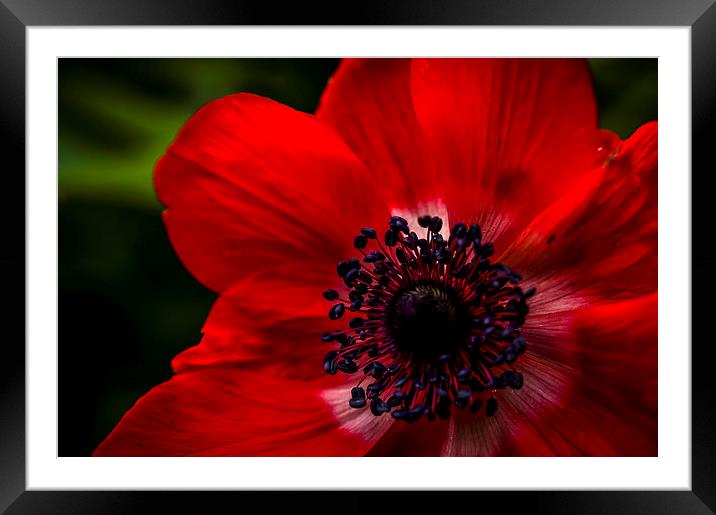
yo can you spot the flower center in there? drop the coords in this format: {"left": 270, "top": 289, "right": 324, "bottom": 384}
{"left": 321, "top": 215, "right": 534, "bottom": 422}
{"left": 389, "top": 284, "right": 468, "bottom": 357}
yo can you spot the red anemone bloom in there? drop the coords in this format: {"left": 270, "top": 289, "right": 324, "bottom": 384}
{"left": 95, "top": 58, "right": 657, "bottom": 457}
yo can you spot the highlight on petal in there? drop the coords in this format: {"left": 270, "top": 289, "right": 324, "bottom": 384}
{"left": 94, "top": 369, "right": 391, "bottom": 457}
{"left": 155, "top": 93, "right": 391, "bottom": 294}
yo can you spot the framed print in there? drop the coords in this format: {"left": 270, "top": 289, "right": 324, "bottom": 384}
{"left": 2, "top": 0, "right": 715, "bottom": 513}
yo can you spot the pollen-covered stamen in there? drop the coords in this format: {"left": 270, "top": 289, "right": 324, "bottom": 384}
{"left": 321, "top": 215, "right": 533, "bottom": 422}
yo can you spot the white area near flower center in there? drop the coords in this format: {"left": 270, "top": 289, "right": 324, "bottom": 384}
{"left": 391, "top": 198, "right": 451, "bottom": 233}
{"left": 321, "top": 386, "right": 395, "bottom": 442}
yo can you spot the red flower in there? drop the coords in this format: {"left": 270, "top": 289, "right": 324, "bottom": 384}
{"left": 94, "top": 58, "right": 657, "bottom": 457}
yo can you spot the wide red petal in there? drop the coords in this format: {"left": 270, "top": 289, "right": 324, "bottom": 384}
{"left": 502, "top": 121, "right": 658, "bottom": 302}
{"left": 94, "top": 368, "right": 392, "bottom": 456}
{"left": 155, "top": 93, "right": 390, "bottom": 294}
{"left": 317, "top": 59, "right": 441, "bottom": 211}
{"left": 411, "top": 58, "right": 599, "bottom": 250}
{"left": 171, "top": 267, "right": 344, "bottom": 380}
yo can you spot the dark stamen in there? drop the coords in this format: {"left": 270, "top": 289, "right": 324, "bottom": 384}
{"left": 361, "top": 227, "right": 377, "bottom": 239}
{"left": 323, "top": 289, "right": 339, "bottom": 301}
{"left": 329, "top": 304, "right": 345, "bottom": 320}
{"left": 321, "top": 214, "right": 533, "bottom": 422}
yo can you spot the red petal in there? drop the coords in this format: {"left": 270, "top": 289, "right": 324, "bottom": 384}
{"left": 317, "top": 59, "right": 440, "bottom": 210}
{"left": 503, "top": 294, "right": 658, "bottom": 456}
{"left": 410, "top": 58, "right": 598, "bottom": 250}
{"left": 171, "top": 268, "right": 339, "bottom": 380}
{"left": 502, "top": 121, "right": 658, "bottom": 301}
{"left": 366, "top": 417, "right": 452, "bottom": 456}
{"left": 94, "top": 368, "right": 391, "bottom": 456}
{"left": 442, "top": 295, "right": 656, "bottom": 456}
{"left": 440, "top": 352, "right": 576, "bottom": 456}
{"left": 572, "top": 294, "right": 657, "bottom": 431}
{"left": 155, "top": 93, "right": 390, "bottom": 293}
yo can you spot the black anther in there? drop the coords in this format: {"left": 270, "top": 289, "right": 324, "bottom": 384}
{"left": 329, "top": 304, "right": 345, "bottom": 320}
{"left": 354, "top": 234, "right": 368, "bottom": 249}
{"left": 322, "top": 289, "right": 339, "bottom": 301}
{"left": 360, "top": 227, "right": 377, "bottom": 239}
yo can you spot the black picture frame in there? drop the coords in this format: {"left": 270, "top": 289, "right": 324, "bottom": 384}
{"left": 1, "top": 1, "right": 714, "bottom": 513}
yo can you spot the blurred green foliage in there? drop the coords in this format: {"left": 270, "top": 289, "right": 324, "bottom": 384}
{"left": 59, "top": 59, "right": 339, "bottom": 207}
{"left": 589, "top": 58, "right": 658, "bottom": 137}
{"left": 58, "top": 58, "right": 657, "bottom": 456}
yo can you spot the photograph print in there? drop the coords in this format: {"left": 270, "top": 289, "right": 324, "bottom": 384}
{"left": 58, "top": 58, "right": 658, "bottom": 457}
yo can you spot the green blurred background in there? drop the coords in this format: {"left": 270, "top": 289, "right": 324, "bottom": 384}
{"left": 58, "top": 58, "right": 657, "bottom": 456}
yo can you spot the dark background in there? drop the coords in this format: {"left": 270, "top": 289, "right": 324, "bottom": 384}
{"left": 58, "top": 58, "right": 657, "bottom": 456}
